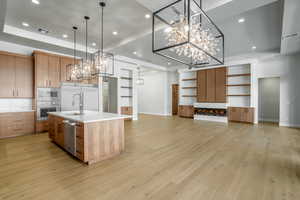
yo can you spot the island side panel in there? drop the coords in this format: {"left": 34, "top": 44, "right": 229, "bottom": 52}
{"left": 85, "top": 119, "right": 125, "bottom": 165}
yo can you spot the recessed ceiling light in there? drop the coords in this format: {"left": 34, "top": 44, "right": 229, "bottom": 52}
{"left": 252, "top": 46, "right": 257, "bottom": 50}
{"left": 145, "top": 14, "right": 151, "bottom": 19}
{"left": 238, "top": 18, "right": 245, "bottom": 23}
{"left": 32, "top": 0, "right": 40, "bottom": 5}
{"left": 133, "top": 51, "right": 137, "bottom": 55}
{"left": 62, "top": 34, "right": 68, "bottom": 38}
{"left": 168, "top": 62, "right": 171, "bottom": 65}
{"left": 22, "top": 22, "right": 29, "bottom": 27}
{"left": 92, "top": 42, "right": 97, "bottom": 46}
{"left": 112, "top": 31, "right": 118, "bottom": 35}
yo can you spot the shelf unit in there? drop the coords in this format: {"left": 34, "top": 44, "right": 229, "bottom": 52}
{"left": 227, "top": 64, "right": 251, "bottom": 107}
{"left": 182, "top": 95, "right": 197, "bottom": 97}
{"left": 120, "top": 68, "right": 133, "bottom": 118}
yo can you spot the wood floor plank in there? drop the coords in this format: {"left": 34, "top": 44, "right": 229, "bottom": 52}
{"left": 0, "top": 116, "right": 299, "bottom": 200}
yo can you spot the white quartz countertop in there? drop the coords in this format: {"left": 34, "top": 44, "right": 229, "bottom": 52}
{"left": 0, "top": 109, "right": 35, "bottom": 114}
{"left": 48, "top": 111, "right": 130, "bottom": 123}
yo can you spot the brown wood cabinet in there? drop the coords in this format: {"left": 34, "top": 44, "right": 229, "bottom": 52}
{"left": 215, "top": 67, "right": 227, "bottom": 102}
{"left": 228, "top": 107, "right": 254, "bottom": 124}
{"left": 121, "top": 106, "right": 133, "bottom": 120}
{"left": 48, "top": 114, "right": 125, "bottom": 165}
{"left": 0, "top": 112, "right": 35, "bottom": 138}
{"left": 34, "top": 52, "right": 61, "bottom": 88}
{"left": 36, "top": 120, "right": 49, "bottom": 133}
{"left": 178, "top": 105, "right": 194, "bottom": 118}
{"left": 0, "top": 52, "right": 33, "bottom": 98}
{"left": 197, "top": 67, "right": 227, "bottom": 103}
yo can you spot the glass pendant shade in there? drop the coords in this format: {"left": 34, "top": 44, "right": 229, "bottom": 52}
{"left": 77, "top": 16, "right": 93, "bottom": 80}
{"left": 152, "top": 0, "right": 224, "bottom": 68}
{"left": 92, "top": 1, "right": 114, "bottom": 78}
{"left": 66, "top": 26, "right": 81, "bottom": 81}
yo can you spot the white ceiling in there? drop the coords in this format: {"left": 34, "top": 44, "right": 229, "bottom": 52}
{"left": 0, "top": 0, "right": 286, "bottom": 69}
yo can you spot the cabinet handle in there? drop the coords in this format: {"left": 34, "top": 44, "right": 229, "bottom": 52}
{"left": 49, "top": 80, "right": 51, "bottom": 87}
{"left": 16, "top": 89, "right": 18, "bottom": 97}
{"left": 13, "top": 89, "right": 15, "bottom": 96}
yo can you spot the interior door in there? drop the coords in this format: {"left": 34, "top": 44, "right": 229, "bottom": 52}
{"left": 0, "top": 54, "right": 15, "bottom": 97}
{"left": 215, "top": 67, "right": 227, "bottom": 102}
{"left": 35, "top": 53, "right": 49, "bottom": 88}
{"left": 197, "top": 70, "right": 207, "bottom": 102}
{"left": 48, "top": 56, "right": 61, "bottom": 88}
{"left": 172, "top": 84, "right": 179, "bottom": 115}
{"left": 15, "top": 56, "right": 33, "bottom": 98}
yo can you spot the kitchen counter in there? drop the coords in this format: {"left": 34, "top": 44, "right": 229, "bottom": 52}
{"left": 0, "top": 110, "right": 35, "bottom": 113}
{"left": 48, "top": 111, "right": 126, "bottom": 165}
{"left": 48, "top": 110, "right": 129, "bottom": 123}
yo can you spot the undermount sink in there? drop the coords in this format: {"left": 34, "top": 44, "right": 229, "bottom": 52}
{"left": 66, "top": 112, "right": 85, "bottom": 116}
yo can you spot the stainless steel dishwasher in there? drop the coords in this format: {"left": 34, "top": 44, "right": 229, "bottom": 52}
{"left": 63, "top": 120, "right": 77, "bottom": 156}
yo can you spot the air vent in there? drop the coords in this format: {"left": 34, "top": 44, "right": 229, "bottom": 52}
{"left": 38, "top": 28, "right": 49, "bottom": 34}
{"left": 282, "top": 33, "right": 298, "bottom": 40}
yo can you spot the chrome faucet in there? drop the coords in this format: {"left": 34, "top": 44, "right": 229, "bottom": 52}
{"left": 72, "top": 90, "right": 84, "bottom": 115}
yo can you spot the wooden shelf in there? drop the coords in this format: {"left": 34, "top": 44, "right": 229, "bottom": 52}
{"left": 227, "top": 94, "right": 251, "bottom": 97}
{"left": 121, "top": 96, "right": 133, "bottom": 98}
{"left": 226, "top": 84, "right": 251, "bottom": 87}
{"left": 182, "top": 78, "right": 197, "bottom": 81}
{"left": 227, "top": 73, "right": 251, "bottom": 77}
{"left": 182, "top": 95, "right": 197, "bottom": 97}
{"left": 121, "top": 86, "right": 132, "bottom": 89}
{"left": 120, "top": 77, "right": 132, "bottom": 80}
{"left": 182, "top": 87, "right": 197, "bottom": 89}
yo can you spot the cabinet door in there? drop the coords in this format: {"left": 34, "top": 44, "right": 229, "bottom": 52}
{"left": 35, "top": 54, "right": 49, "bottom": 88}
{"left": 206, "top": 69, "right": 216, "bottom": 102}
{"left": 197, "top": 70, "right": 207, "bottom": 102}
{"left": 0, "top": 54, "right": 15, "bottom": 97}
{"left": 241, "top": 108, "right": 254, "bottom": 123}
{"left": 228, "top": 107, "right": 240, "bottom": 122}
{"left": 48, "top": 56, "right": 61, "bottom": 88}
{"left": 48, "top": 115, "right": 55, "bottom": 140}
{"left": 55, "top": 117, "right": 65, "bottom": 147}
{"left": 215, "top": 67, "right": 227, "bottom": 103}
{"left": 60, "top": 57, "right": 73, "bottom": 82}
{"left": 15, "top": 57, "right": 33, "bottom": 98}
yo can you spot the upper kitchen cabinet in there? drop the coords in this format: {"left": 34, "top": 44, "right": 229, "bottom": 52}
{"left": 0, "top": 51, "right": 34, "bottom": 98}
{"left": 15, "top": 56, "right": 34, "bottom": 98}
{"left": 60, "top": 57, "right": 73, "bottom": 83}
{"left": 0, "top": 53, "right": 15, "bottom": 97}
{"left": 34, "top": 51, "right": 61, "bottom": 88}
{"left": 196, "top": 67, "right": 227, "bottom": 103}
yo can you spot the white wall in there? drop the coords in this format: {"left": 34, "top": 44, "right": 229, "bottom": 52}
{"left": 258, "top": 77, "right": 280, "bottom": 122}
{"left": 251, "top": 53, "right": 300, "bottom": 127}
{"left": 138, "top": 71, "right": 178, "bottom": 116}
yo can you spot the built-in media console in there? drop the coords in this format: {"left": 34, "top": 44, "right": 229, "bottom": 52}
{"left": 193, "top": 103, "right": 228, "bottom": 123}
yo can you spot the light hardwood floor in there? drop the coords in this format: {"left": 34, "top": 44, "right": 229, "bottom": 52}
{"left": 0, "top": 115, "right": 300, "bottom": 200}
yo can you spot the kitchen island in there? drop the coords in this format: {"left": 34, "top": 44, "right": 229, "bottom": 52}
{"left": 48, "top": 111, "right": 127, "bottom": 165}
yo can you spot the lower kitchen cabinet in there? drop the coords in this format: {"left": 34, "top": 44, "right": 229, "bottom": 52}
{"left": 121, "top": 106, "right": 133, "bottom": 120}
{"left": 48, "top": 115, "right": 65, "bottom": 148}
{"left": 0, "top": 112, "right": 35, "bottom": 139}
{"left": 228, "top": 107, "right": 254, "bottom": 123}
{"left": 36, "top": 120, "right": 49, "bottom": 133}
{"left": 178, "top": 105, "right": 194, "bottom": 118}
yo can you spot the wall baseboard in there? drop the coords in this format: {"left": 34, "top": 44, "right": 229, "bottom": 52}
{"left": 279, "top": 122, "right": 300, "bottom": 128}
{"left": 139, "top": 112, "right": 172, "bottom": 116}
{"left": 259, "top": 118, "right": 279, "bottom": 123}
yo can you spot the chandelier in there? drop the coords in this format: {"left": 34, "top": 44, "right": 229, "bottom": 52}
{"left": 92, "top": 1, "right": 114, "bottom": 80}
{"left": 66, "top": 26, "right": 81, "bottom": 81}
{"left": 78, "top": 16, "right": 93, "bottom": 80}
{"left": 152, "top": 0, "right": 224, "bottom": 68}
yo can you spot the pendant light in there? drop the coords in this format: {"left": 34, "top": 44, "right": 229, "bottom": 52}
{"left": 78, "top": 16, "right": 93, "bottom": 80}
{"left": 92, "top": 1, "right": 114, "bottom": 80}
{"left": 67, "top": 26, "right": 81, "bottom": 81}
{"left": 152, "top": 0, "right": 224, "bottom": 68}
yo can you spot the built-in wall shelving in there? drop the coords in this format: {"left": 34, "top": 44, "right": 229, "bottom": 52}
{"left": 182, "top": 87, "right": 197, "bottom": 89}
{"left": 120, "top": 68, "right": 133, "bottom": 114}
{"left": 227, "top": 64, "right": 251, "bottom": 107}
{"left": 179, "top": 72, "right": 198, "bottom": 105}
{"left": 182, "top": 78, "right": 197, "bottom": 81}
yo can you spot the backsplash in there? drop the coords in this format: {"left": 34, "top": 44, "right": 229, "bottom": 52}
{"left": 0, "top": 99, "right": 33, "bottom": 111}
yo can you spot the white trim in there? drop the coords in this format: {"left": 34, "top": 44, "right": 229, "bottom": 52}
{"left": 279, "top": 122, "right": 300, "bottom": 128}
{"left": 139, "top": 112, "right": 172, "bottom": 116}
